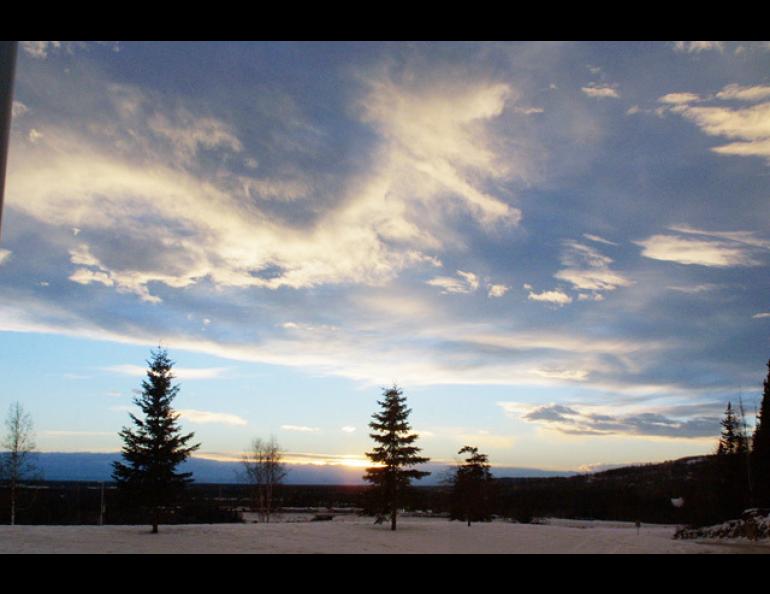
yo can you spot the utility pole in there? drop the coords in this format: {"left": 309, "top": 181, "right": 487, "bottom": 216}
{"left": 0, "top": 41, "right": 18, "bottom": 241}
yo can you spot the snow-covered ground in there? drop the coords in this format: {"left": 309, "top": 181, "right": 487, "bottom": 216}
{"left": 2, "top": 516, "right": 769, "bottom": 553}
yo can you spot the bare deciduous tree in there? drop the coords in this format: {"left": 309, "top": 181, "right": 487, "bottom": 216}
{"left": 241, "top": 437, "right": 286, "bottom": 523}
{"left": 1, "top": 402, "right": 37, "bottom": 525}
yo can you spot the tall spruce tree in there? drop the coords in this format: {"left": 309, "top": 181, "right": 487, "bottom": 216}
{"left": 714, "top": 401, "right": 749, "bottom": 517}
{"left": 112, "top": 348, "right": 200, "bottom": 533}
{"left": 364, "top": 385, "right": 430, "bottom": 531}
{"left": 716, "top": 402, "right": 744, "bottom": 455}
{"left": 450, "top": 446, "right": 494, "bottom": 526}
{"left": 752, "top": 359, "right": 770, "bottom": 506}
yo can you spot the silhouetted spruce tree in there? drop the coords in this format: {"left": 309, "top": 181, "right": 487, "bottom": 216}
{"left": 112, "top": 348, "right": 200, "bottom": 533}
{"left": 364, "top": 385, "right": 430, "bottom": 531}
{"left": 450, "top": 446, "right": 494, "bottom": 526}
{"left": 752, "top": 359, "right": 770, "bottom": 506}
{"left": 714, "top": 402, "right": 749, "bottom": 518}
{"left": 716, "top": 402, "right": 744, "bottom": 455}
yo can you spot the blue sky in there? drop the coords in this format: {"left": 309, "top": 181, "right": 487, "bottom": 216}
{"left": 1, "top": 40, "right": 770, "bottom": 473}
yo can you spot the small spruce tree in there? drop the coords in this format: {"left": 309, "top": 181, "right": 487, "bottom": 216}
{"left": 752, "top": 359, "right": 770, "bottom": 506}
{"left": 716, "top": 402, "right": 742, "bottom": 455}
{"left": 364, "top": 385, "right": 430, "bottom": 531}
{"left": 450, "top": 446, "right": 494, "bottom": 526}
{"left": 112, "top": 348, "right": 200, "bottom": 533}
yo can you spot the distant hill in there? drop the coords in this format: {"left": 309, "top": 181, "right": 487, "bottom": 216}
{"left": 22, "top": 452, "right": 575, "bottom": 485}
{"left": 494, "top": 455, "right": 716, "bottom": 525}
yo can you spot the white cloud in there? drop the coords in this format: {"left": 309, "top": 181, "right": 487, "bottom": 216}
{"left": 527, "top": 288, "right": 573, "bottom": 306}
{"left": 753, "top": 313, "right": 770, "bottom": 319}
{"left": 637, "top": 235, "right": 759, "bottom": 267}
{"left": 636, "top": 227, "right": 768, "bottom": 267}
{"left": 426, "top": 270, "right": 480, "bottom": 294}
{"left": 7, "top": 73, "right": 527, "bottom": 302}
{"left": 513, "top": 106, "right": 544, "bottom": 115}
{"left": 673, "top": 41, "right": 725, "bottom": 54}
{"left": 554, "top": 241, "right": 632, "bottom": 295}
{"left": 581, "top": 84, "right": 620, "bottom": 99}
{"left": 20, "top": 41, "right": 62, "bottom": 59}
{"left": 487, "top": 284, "right": 509, "bottom": 298}
{"left": 582, "top": 233, "right": 618, "bottom": 246}
{"left": 281, "top": 425, "right": 320, "bottom": 432}
{"left": 341, "top": 426, "right": 357, "bottom": 433}
{"left": 658, "top": 92, "right": 701, "bottom": 105}
{"left": 357, "top": 74, "right": 524, "bottom": 228}
{"left": 147, "top": 109, "right": 243, "bottom": 165}
{"left": 69, "top": 268, "right": 114, "bottom": 288}
{"left": 679, "top": 102, "right": 770, "bottom": 141}
{"left": 103, "top": 364, "right": 230, "bottom": 380}
{"left": 177, "top": 409, "right": 247, "bottom": 426}
{"left": 531, "top": 367, "right": 589, "bottom": 381}
{"left": 716, "top": 84, "right": 770, "bottom": 102}
{"left": 670, "top": 98, "right": 770, "bottom": 163}
{"left": 666, "top": 283, "right": 724, "bottom": 294}
{"left": 0, "top": 249, "right": 11, "bottom": 266}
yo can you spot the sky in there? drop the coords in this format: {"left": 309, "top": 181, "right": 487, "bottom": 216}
{"left": 1, "top": 40, "right": 770, "bottom": 475}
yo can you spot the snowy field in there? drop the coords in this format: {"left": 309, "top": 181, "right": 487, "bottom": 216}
{"left": 2, "top": 516, "right": 769, "bottom": 554}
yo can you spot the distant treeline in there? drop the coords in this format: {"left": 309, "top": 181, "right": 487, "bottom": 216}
{"left": 0, "top": 455, "right": 737, "bottom": 527}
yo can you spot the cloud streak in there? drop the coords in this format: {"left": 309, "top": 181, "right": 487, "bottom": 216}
{"left": 636, "top": 226, "right": 769, "bottom": 267}
{"left": 501, "top": 402, "right": 720, "bottom": 439}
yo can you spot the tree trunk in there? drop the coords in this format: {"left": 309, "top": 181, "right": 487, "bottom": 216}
{"left": 152, "top": 508, "right": 159, "bottom": 534}
{"left": 10, "top": 479, "right": 16, "bottom": 526}
{"left": 391, "top": 507, "right": 397, "bottom": 531}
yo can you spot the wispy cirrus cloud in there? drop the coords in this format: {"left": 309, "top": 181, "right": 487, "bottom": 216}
{"left": 500, "top": 401, "right": 720, "bottom": 439}
{"left": 7, "top": 65, "right": 530, "bottom": 304}
{"left": 281, "top": 425, "right": 320, "bottom": 433}
{"left": 716, "top": 84, "right": 770, "bottom": 102}
{"left": 636, "top": 226, "right": 769, "bottom": 267}
{"left": 553, "top": 240, "right": 632, "bottom": 297}
{"left": 661, "top": 83, "right": 770, "bottom": 163}
{"left": 177, "top": 409, "right": 248, "bottom": 426}
{"left": 658, "top": 92, "right": 701, "bottom": 105}
{"left": 426, "top": 270, "right": 479, "bottom": 294}
{"left": 103, "top": 364, "right": 231, "bottom": 380}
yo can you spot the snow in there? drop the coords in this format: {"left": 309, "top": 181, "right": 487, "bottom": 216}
{"left": 2, "top": 516, "right": 769, "bottom": 553}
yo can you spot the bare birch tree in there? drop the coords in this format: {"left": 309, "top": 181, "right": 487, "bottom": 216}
{"left": 1, "top": 402, "right": 37, "bottom": 525}
{"left": 241, "top": 437, "right": 287, "bottom": 522}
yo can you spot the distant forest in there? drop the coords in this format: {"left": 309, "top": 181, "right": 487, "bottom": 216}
{"left": 0, "top": 454, "right": 751, "bottom": 526}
